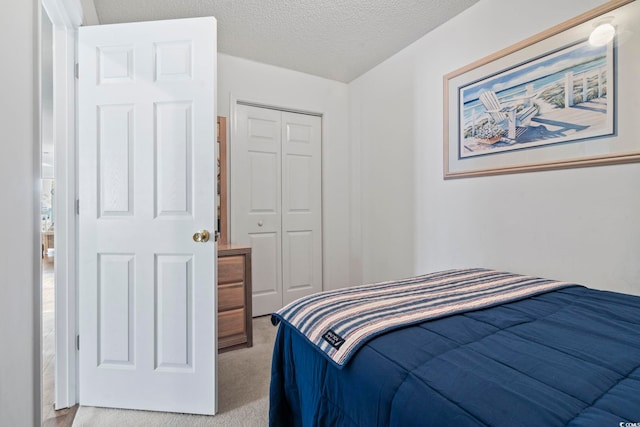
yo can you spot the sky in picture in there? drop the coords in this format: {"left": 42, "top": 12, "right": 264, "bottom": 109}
{"left": 462, "top": 43, "right": 607, "bottom": 103}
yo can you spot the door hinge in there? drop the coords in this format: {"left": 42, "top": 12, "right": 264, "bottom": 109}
{"left": 76, "top": 335, "right": 80, "bottom": 351}
{"left": 75, "top": 63, "right": 79, "bottom": 79}
{"left": 76, "top": 199, "right": 79, "bottom": 215}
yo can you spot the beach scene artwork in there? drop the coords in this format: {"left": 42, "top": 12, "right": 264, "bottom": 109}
{"left": 458, "top": 39, "right": 614, "bottom": 159}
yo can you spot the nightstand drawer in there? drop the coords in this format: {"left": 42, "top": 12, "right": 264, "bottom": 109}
{"left": 218, "top": 282, "right": 244, "bottom": 311}
{"left": 219, "top": 308, "right": 246, "bottom": 338}
{"left": 218, "top": 255, "right": 244, "bottom": 284}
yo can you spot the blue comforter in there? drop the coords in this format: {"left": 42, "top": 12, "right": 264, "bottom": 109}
{"left": 269, "top": 286, "right": 640, "bottom": 426}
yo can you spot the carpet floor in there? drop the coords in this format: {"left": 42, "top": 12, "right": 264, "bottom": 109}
{"left": 72, "top": 315, "right": 278, "bottom": 427}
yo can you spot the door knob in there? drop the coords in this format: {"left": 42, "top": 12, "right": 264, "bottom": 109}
{"left": 257, "top": 220, "right": 263, "bottom": 227}
{"left": 193, "top": 230, "right": 210, "bottom": 243}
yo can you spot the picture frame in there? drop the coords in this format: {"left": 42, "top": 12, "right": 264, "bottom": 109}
{"left": 443, "top": 0, "right": 640, "bottom": 179}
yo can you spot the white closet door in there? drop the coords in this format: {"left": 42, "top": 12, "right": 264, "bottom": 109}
{"left": 232, "top": 105, "right": 283, "bottom": 316}
{"left": 281, "top": 112, "right": 323, "bottom": 305}
{"left": 231, "top": 105, "right": 322, "bottom": 316}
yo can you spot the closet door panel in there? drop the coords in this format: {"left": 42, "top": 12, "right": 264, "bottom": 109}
{"left": 281, "top": 112, "right": 322, "bottom": 306}
{"left": 249, "top": 232, "right": 280, "bottom": 300}
{"left": 232, "top": 105, "right": 282, "bottom": 315}
{"left": 284, "top": 230, "right": 314, "bottom": 291}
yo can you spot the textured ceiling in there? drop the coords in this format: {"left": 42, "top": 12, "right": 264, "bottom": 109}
{"left": 91, "top": 0, "right": 478, "bottom": 82}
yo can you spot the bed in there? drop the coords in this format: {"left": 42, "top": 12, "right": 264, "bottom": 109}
{"left": 269, "top": 269, "right": 640, "bottom": 426}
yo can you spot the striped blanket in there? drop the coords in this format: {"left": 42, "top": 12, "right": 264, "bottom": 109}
{"left": 271, "top": 268, "right": 576, "bottom": 368}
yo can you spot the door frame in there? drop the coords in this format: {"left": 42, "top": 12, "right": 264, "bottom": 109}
{"left": 41, "top": 0, "right": 97, "bottom": 409}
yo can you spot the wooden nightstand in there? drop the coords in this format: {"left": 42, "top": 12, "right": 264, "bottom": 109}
{"left": 217, "top": 244, "right": 252, "bottom": 352}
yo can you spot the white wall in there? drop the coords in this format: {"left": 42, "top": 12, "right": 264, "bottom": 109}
{"left": 0, "top": 0, "right": 40, "bottom": 425}
{"left": 217, "top": 53, "right": 353, "bottom": 290}
{"left": 350, "top": 0, "right": 640, "bottom": 296}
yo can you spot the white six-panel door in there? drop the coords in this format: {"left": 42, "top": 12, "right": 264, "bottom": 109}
{"left": 78, "top": 18, "right": 217, "bottom": 415}
{"left": 231, "top": 104, "right": 322, "bottom": 316}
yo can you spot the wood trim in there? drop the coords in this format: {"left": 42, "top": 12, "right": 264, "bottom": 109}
{"left": 445, "top": 152, "right": 640, "bottom": 179}
{"left": 244, "top": 249, "right": 253, "bottom": 347}
{"left": 217, "top": 116, "right": 228, "bottom": 244}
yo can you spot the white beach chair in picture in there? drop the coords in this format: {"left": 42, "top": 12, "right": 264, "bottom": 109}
{"left": 479, "top": 90, "right": 538, "bottom": 140}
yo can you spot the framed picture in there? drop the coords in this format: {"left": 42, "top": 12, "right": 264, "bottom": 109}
{"left": 443, "top": 0, "right": 640, "bottom": 178}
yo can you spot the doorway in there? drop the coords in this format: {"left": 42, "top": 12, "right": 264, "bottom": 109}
{"left": 41, "top": 174, "right": 59, "bottom": 423}
{"left": 40, "top": 3, "right": 79, "bottom": 424}
{"left": 40, "top": 7, "right": 56, "bottom": 423}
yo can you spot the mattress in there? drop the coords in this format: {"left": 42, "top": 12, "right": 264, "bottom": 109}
{"left": 269, "top": 285, "right": 640, "bottom": 426}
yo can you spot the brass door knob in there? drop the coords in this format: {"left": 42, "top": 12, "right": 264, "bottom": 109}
{"left": 193, "top": 230, "right": 210, "bottom": 243}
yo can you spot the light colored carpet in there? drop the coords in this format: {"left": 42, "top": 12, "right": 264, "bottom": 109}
{"left": 73, "top": 316, "right": 278, "bottom": 427}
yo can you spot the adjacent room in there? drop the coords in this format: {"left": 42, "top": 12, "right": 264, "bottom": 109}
{"left": 1, "top": 0, "right": 638, "bottom": 426}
